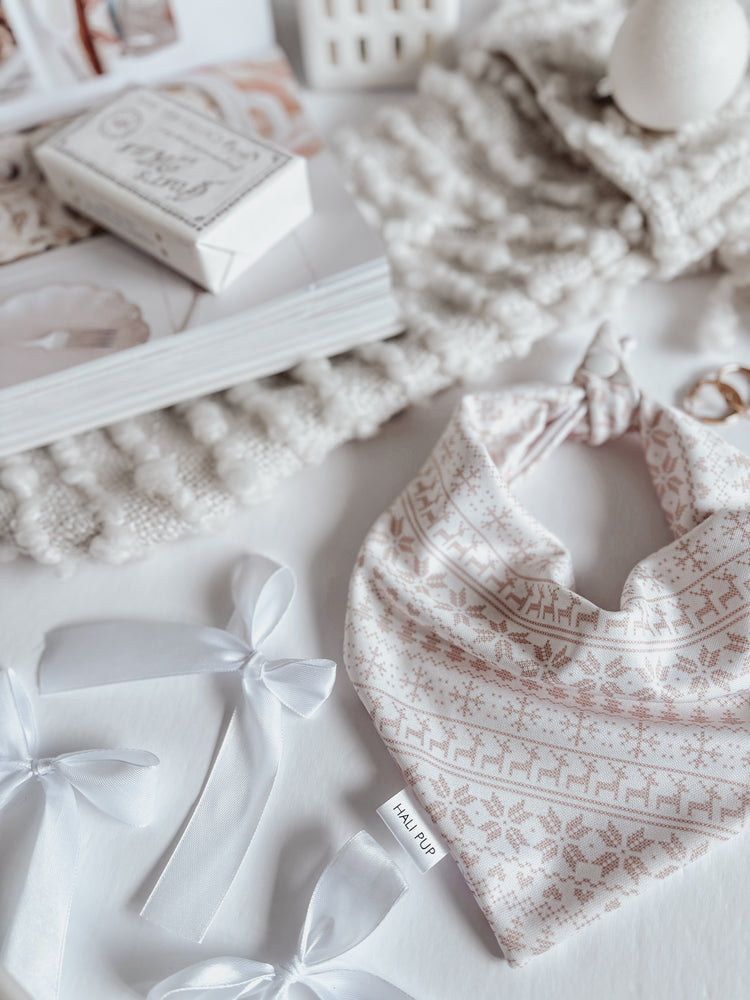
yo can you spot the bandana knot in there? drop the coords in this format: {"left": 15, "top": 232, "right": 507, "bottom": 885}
{"left": 571, "top": 324, "right": 641, "bottom": 446}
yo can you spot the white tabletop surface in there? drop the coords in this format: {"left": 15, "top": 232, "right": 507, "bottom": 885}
{"left": 3, "top": 3, "right": 750, "bottom": 999}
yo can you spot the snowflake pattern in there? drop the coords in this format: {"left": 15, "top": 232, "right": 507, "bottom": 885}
{"left": 448, "top": 678, "right": 486, "bottom": 717}
{"left": 672, "top": 536, "right": 709, "bottom": 573}
{"left": 559, "top": 709, "right": 601, "bottom": 747}
{"left": 618, "top": 720, "right": 659, "bottom": 760}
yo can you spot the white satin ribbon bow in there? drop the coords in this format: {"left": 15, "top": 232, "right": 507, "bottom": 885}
{"left": 146, "top": 831, "right": 414, "bottom": 1000}
{"left": 40, "top": 554, "right": 337, "bottom": 941}
{"left": 0, "top": 669, "right": 158, "bottom": 1000}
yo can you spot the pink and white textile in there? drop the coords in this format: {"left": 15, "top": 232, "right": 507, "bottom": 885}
{"left": 345, "top": 325, "right": 750, "bottom": 965}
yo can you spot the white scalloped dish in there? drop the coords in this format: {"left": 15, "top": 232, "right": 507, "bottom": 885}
{"left": 0, "top": 283, "right": 150, "bottom": 388}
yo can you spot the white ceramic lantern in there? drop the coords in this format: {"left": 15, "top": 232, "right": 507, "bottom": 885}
{"left": 297, "top": 0, "right": 461, "bottom": 90}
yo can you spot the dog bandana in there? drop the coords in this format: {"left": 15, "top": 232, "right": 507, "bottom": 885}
{"left": 345, "top": 325, "right": 750, "bottom": 966}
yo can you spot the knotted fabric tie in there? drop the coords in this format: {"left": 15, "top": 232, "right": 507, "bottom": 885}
{"left": 146, "top": 831, "right": 414, "bottom": 1000}
{"left": 40, "top": 554, "right": 337, "bottom": 941}
{"left": 0, "top": 669, "right": 158, "bottom": 1000}
{"left": 571, "top": 324, "right": 640, "bottom": 446}
{"left": 494, "top": 323, "right": 641, "bottom": 484}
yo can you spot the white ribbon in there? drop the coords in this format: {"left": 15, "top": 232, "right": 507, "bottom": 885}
{"left": 0, "top": 669, "right": 158, "bottom": 1000}
{"left": 146, "top": 830, "right": 414, "bottom": 1000}
{"left": 40, "top": 554, "right": 337, "bottom": 941}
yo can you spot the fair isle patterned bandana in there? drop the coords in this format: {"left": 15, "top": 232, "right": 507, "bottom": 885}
{"left": 344, "top": 325, "right": 750, "bottom": 966}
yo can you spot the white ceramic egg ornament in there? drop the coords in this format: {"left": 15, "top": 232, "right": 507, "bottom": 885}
{"left": 608, "top": 0, "right": 750, "bottom": 131}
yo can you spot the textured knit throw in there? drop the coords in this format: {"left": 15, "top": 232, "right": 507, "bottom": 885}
{"left": 4, "top": 0, "right": 750, "bottom": 565}
{"left": 345, "top": 324, "right": 750, "bottom": 966}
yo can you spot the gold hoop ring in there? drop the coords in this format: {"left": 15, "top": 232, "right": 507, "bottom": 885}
{"left": 684, "top": 376, "right": 745, "bottom": 425}
{"left": 716, "top": 364, "right": 750, "bottom": 411}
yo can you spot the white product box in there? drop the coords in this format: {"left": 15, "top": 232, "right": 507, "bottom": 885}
{"left": 34, "top": 87, "right": 312, "bottom": 292}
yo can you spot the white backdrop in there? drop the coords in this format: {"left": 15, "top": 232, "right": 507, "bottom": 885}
{"left": 2, "top": 2, "right": 750, "bottom": 998}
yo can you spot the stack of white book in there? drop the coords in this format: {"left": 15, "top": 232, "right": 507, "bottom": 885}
{"left": 0, "top": 0, "right": 400, "bottom": 457}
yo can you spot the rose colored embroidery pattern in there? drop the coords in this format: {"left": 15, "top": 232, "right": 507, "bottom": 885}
{"left": 345, "top": 325, "right": 750, "bottom": 966}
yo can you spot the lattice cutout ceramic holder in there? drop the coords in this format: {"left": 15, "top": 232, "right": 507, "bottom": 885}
{"left": 345, "top": 324, "right": 750, "bottom": 966}
{"left": 297, "top": 0, "right": 460, "bottom": 89}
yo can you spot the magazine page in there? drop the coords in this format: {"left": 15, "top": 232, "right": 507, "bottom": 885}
{"left": 0, "top": 0, "right": 275, "bottom": 130}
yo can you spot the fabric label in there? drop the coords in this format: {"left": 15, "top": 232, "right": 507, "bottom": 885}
{"left": 377, "top": 788, "right": 447, "bottom": 873}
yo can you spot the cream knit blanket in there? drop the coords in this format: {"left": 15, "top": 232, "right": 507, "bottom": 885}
{"left": 2, "top": 0, "right": 748, "bottom": 566}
